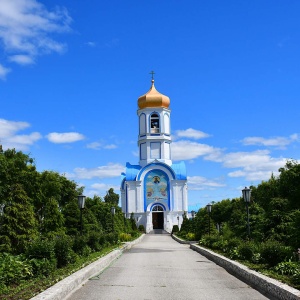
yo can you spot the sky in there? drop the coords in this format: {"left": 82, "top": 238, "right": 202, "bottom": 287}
{"left": 1, "top": 0, "right": 300, "bottom": 211}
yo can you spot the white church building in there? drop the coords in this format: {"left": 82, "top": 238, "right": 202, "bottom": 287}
{"left": 120, "top": 79, "right": 188, "bottom": 233}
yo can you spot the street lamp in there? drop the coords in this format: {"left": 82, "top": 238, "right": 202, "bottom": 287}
{"left": 242, "top": 186, "right": 251, "bottom": 238}
{"left": 111, "top": 207, "right": 115, "bottom": 233}
{"left": 206, "top": 203, "right": 212, "bottom": 236}
{"left": 177, "top": 215, "right": 179, "bottom": 227}
{"left": 77, "top": 194, "right": 86, "bottom": 235}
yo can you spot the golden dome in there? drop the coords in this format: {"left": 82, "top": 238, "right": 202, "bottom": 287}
{"left": 138, "top": 80, "right": 170, "bottom": 109}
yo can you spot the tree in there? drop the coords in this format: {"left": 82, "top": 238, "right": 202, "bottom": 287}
{"left": 0, "top": 184, "right": 38, "bottom": 253}
{"left": 104, "top": 188, "right": 119, "bottom": 206}
{"left": 40, "top": 197, "right": 65, "bottom": 238}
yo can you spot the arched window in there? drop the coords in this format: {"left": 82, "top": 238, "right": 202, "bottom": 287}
{"left": 150, "top": 113, "right": 160, "bottom": 133}
{"left": 152, "top": 205, "right": 164, "bottom": 211}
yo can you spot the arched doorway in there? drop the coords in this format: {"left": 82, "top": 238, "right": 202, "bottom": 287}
{"left": 152, "top": 205, "right": 164, "bottom": 229}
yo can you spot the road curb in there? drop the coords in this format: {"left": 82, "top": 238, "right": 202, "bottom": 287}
{"left": 30, "top": 234, "right": 145, "bottom": 300}
{"left": 190, "top": 243, "right": 300, "bottom": 300}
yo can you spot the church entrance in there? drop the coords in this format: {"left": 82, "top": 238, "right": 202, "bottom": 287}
{"left": 152, "top": 205, "right": 164, "bottom": 229}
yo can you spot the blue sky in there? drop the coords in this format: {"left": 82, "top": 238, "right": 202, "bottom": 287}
{"left": 1, "top": 0, "right": 300, "bottom": 210}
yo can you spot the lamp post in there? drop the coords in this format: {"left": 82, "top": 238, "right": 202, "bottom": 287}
{"left": 206, "top": 203, "right": 212, "bottom": 236}
{"left": 177, "top": 215, "right": 179, "bottom": 228}
{"left": 111, "top": 206, "right": 115, "bottom": 233}
{"left": 242, "top": 186, "right": 251, "bottom": 238}
{"left": 77, "top": 194, "right": 86, "bottom": 235}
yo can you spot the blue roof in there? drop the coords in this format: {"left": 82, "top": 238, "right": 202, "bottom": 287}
{"left": 125, "top": 162, "right": 141, "bottom": 181}
{"left": 171, "top": 161, "right": 187, "bottom": 180}
{"left": 122, "top": 161, "right": 187, "bottom": 182}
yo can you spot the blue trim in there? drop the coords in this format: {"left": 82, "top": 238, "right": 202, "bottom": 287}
{"left": 137, "top": 161, "right": 176, "bottom": 181}
{"left": 121, "top": 177, "right": 126, "bottom": 190}
{"left": 150, "top": 203, "right": 166, "bottom": 211}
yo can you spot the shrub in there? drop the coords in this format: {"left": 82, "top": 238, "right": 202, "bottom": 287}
{"left": 237, "top": 242, "right": 257, "bottom": 261}
{"left": 105, "top": 232, "right": 119, "bottom": 245}
{"left": 172, "top": 225, "right": 179, "bottom": 234}
{"left": 88, "top": 231, "right": 102, "bottom": 251}
{"left": 186, "top": 232, "right": 196, "bottom": 241}
{"left": 0, "top": 253, "right": 33, "bottom": 285}
{"left": 119, "top": 233, "right": 132, "bottom": 242}
{"left": 30, "top": 258, "right": 57, "bottom": 276}
{"left": 138, "top": 225, "right": 145, "bottom": 232}
{"left": 275, "top": 260, "right": 300, "bottom": 276}
{"left": 73, "top": 235, "right": 88, "bottom": 255}
{"left": 260, "top": 240, "right": 293, "bottom": 267}
{"left": 26, "top": 238, "right": 55, "bottom": 260}
{"left": 54, "top": 235, "right": 76, "bottom": 268}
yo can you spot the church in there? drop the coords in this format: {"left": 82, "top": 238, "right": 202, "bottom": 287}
{"left": 120, "top": 78, "right": 188, "bottom": 233}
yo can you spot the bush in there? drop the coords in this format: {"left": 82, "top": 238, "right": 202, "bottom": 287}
{"left": 54, "top": 235, "right": 76, "bottom": 268}
{"left": 30, "top": 258, "right": 57, "bottom": 276}
{"left": 172, "top": 225, "right": 179, "bottom": 234}
{"left": 237, "top": 242, "right": 258, "bottom": 261}
{"left": 186, "top": 232, "right": 196, "bottom": 241}
{"left": 73, "top": 235, "right": 88, "bottom": 255}
{"left": 260, "top": 240, "right": 293, "bottom": 267}
{"left": 119, "top": 233, "right": 132, "bottom": 242}
{"left": 138, "top": 225, "right": 145, "bottom": 232}
{"left": 26, "top": 238, "right": 55, "bottom": 260}
{"left": 0, "top": 253, "right": 33, "bottom": 285}
{"left": 88, "top": 231, "right": 102, "bottom": 251}
{"left": 105, "top": 232, "right": 119, "bottom": 245}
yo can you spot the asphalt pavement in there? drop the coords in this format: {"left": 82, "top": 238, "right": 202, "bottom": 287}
{"left": 66, "top": 232, "right": 270, "bottom": 300}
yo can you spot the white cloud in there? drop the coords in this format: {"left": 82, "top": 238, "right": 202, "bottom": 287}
{"left": 0, "top": 118, "right": 30, "bottom": 138}
{"left": 3, "top": 132, "right": 42, "bottom": 150}
{"left": 87, "top": 142, "right": 117, "bottom": 150}
{"left": 104, "top": 144, "right": 117, "bottom": 149}
{"left": 172, "top": 140, "right": 222, "bottom": 161}
{"left": 91, "top": 182, "right": 120, "bottom": 191}
{"left": 188, "top": 176, "right": 226, "bottom": 190}
{"left": 241, "top": 134, "right": 299, "bottom": 148}
{"left": 0, "top": 118, "right": 42, "bottom": 150}
{"left": 47, "top": 132, "right": 85, "bottom": 143}
{"left": 0, "top": 0, "right": 72, "bottom": 77}
{"left": 222, "top": 150, "right": 287, "bottom": 181}
{"left": 175, "top": 128, "right": 210, "bottom": 140}
{"left": 9, "top": 54, "right": 34, "bottom": 65}
{"left": 67, "top": 163, "right": 125, "bottom": 179}
{"left": 0, "top": 64, "right": 11, "bottom": 79}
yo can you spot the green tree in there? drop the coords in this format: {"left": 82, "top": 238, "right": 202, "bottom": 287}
{"left": 104, "top": 188, "right": 119, "bottom": 206}
{"left": 40, "top": 197, "right": 65, "bottom": 238}
{"left": 0, "top": 184, "right": 38, "bottom": 253}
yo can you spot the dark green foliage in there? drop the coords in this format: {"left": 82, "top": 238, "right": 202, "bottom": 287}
{"left": 171, "top": 225, "right": 179, "bottom": 233}
{"left": 54, "top": 235, "right": 76, "bottom": 268}
{"left": 29, "top": 258, "right": 57, "bottom": 276}
{"left": 26, "top": 238, "right": 55, "bottom": 260}
{"left": 0, "top": 184, "right": 38, "bottom": 253}
{"left": 237, "top": 242, "right": 257, "bottom": 261}
{"left": 260, "top": 240, "right": 293, "bottom": 267}
{"left": 138, "top": 225, "right": 145, "bottom": 232}
{"left": 104, "top": 188, "right": 119, "bottom": 206}
{"left": 73, "top": 235, "right": 88, "bottom": 255}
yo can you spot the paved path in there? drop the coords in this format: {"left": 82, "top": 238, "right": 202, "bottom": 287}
{"left": 67, "top": 233, "right": 270, "bottom": 300}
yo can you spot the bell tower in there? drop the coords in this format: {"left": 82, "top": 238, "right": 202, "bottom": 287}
{"left": 137, "top": 79, "right": 172, "bottom": 167}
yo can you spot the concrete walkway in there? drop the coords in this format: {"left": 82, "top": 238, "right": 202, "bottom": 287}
{"left": 67, "top": 233, "right": 270, "bottom": 300}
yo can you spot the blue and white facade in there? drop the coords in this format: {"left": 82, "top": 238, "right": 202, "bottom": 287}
{"left": 120, "top": 80, "right": 188, "bottom": 233}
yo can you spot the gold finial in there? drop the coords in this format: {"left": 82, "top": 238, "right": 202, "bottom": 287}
{"left": 149, "top": 70, "right": 155, "bottom": 81}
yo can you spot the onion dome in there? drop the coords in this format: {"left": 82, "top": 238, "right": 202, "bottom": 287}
{"left": 138, "top": 80, "right": 170, "bottom": 109}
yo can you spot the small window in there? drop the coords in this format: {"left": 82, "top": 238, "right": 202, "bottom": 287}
{"left": 152, "top": 205, "right": 163, "bottom": 211}
{"left": 150, "top": 113, "right": 159, "bottom": 133}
